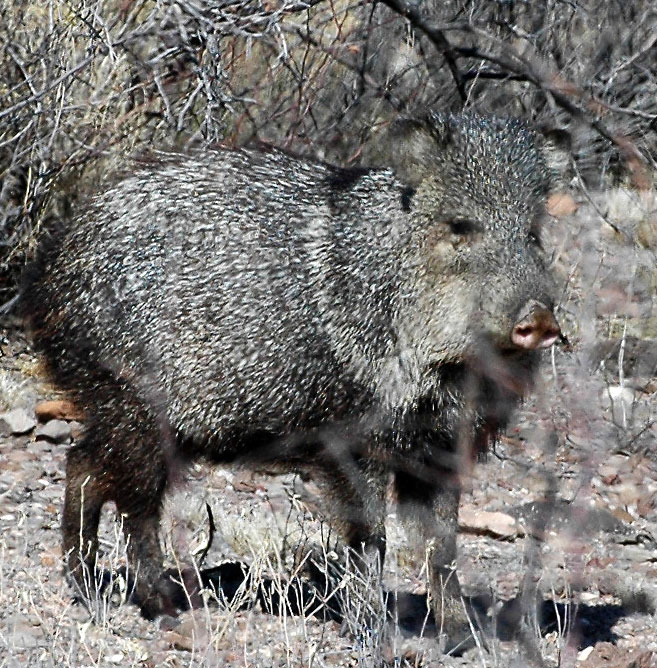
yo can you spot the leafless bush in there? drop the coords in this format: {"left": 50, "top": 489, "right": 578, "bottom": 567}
{"left": 1, "top": 0, "right": 656, "bottom": 303}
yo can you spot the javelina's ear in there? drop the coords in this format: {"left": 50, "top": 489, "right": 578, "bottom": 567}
{"left": 385, "top": 116, "right": 452, "bottom": 188}
{"left": 537, "top": 126, "right": 573, "bottom": 190}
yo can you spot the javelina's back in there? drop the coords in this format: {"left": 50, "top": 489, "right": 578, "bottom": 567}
{"left": 31, "top": 150, "right": 410, "bottom": 447}
{"left": 24, "top": 112, "right": 560, "bottom": 649}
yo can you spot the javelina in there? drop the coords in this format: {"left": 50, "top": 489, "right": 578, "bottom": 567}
{"left": 24, "top": 112, "right": 561, "bottom": 650}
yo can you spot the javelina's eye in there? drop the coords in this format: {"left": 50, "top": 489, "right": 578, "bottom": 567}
{"left": 528, "top": 231, "right": 542, "bottom": 248}
{"left": 400, "top": 187, "right": 416, "bottom": 212}
{"left": 448, "top": 219, "right": 482, "bottom": 236}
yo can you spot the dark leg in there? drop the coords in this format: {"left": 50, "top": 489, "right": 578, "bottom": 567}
{"left": 314, "top": 456, "right": 388, "bottom": 566}
{"left": 110, "top": 394, "right": 171, "bottom": 618}
{"left": 120, "top": 507, "right": 172, "bottom": 618}
{"left": 63, "top": 440, "right": 109, "bottom": 599}
{"left": 62, "top": 381, "right": 173, "bottom": 618}
{"left": 395, "top": 470, "right": 474, "bottom": 653}
{"left": 305, "top": 454, "right": 388, "bottom": 632}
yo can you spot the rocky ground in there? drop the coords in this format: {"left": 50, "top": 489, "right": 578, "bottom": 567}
{"left": 0, "top": 188, "right": 656, "bottom": 667}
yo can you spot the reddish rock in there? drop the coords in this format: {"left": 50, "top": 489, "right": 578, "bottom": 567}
{"left": 547, "top": 192, "right": 578, "bottom": 217}
{"left": 459, "top": 506, "right": 522, "bottom": 539}
{"left": 581, "top": 643, "right": 657, "bottom": 668}
{"left": 35, "top": 400, "right": 83, "bottom": 422}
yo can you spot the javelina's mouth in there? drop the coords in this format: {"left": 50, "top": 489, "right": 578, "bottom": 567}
{"left": 462, "top": 347, "right": 537, "bottom": 398}
{"left": 423, "top": 361, "right": 521, "bottom": 459}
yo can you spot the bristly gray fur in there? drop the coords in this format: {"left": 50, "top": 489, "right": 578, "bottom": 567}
{"left": 23, "top": 112, "right": 557, "bottom": 645}
{"left": 29, "top": 114, "right": 552, "bottom": 443}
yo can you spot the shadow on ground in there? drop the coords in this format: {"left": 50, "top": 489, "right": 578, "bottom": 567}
{"left": 98, "top": 560, "right": 625, "bottom": 650}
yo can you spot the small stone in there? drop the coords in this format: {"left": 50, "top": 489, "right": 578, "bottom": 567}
{"left": 598, "top": 453, "right": 630, "bottom": 479}
{"left": 579, "top": 591, "right": 598, "bottom": 604}
{"left": 35, "top": 419, "right": 72, "bottom": 444}
{"left": 166, "top": 631, "right": 195, "bottom": 652}
{"left": 577, "top": 646, "right": 594, "bottom": 662}
{"left": 623, "top": 545, "right": 657, "bottom": 563}
{"left": 547, "top": 192, "right": 578, "bottom": 217}
{"left": 27, "top": 440, "right": 53, "bottom": 455}
{"left": 39, "top": 551, "right": 57, "bottom": 567}
{"left": 0, "top": 408, "right": 36, "bottom": 436}
{"left": 158, "top": 615, "right": 181, "bottom": 631}
{"left": 69, "top": 420, "right": 85, "bottom": 440}
{"left": 610, "top": 507, "right": 635, "bottom": 524}
{"left": 459, "top": 507, "right": 521, "bottom": 539}
{"left": 7, "top": 620, "right": 40, "bottom": 649}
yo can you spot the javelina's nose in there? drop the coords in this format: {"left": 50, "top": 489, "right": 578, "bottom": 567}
{"left": 511, "top": 300, "right": 561, "bottom": 350}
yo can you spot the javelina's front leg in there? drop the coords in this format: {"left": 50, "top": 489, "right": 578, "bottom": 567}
{"left": 309, "top": 457, "right": 388, "bottom": 632}
{"left": 395, "top": 470, "right": 474, "bottom": 653}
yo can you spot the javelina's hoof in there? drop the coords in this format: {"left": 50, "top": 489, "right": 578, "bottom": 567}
{"left": 136, "top": 589, "right": 178, "bottom": 621}
{"left": 134, "top": 568, "right": 207, "bottom": 619}
{"left": 439, "top": 598, "right": 489, "bottom": 655}
{"left": 441, "top": 623, "right": 478, "bottom": 656}
{"left": 66, "top": 564, "right": 138, "bottom": 616}
{"left": 66, "top": 564, "right": 186, "bottom": 620}
{"left": 65, "top": 564, "right": 112, "bottom": 603}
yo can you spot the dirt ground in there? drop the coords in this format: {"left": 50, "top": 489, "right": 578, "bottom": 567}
{"left": 1, "top": 189, "right": 656, "bottom": 667}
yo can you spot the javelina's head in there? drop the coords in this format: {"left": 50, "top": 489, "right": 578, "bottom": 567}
{"left": 390, "top": 112, "right": 561, "bottom": 395}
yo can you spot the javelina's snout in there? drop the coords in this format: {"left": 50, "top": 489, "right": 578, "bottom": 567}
{"left": 511, "top": 299, "right": 561, "bottom": 350}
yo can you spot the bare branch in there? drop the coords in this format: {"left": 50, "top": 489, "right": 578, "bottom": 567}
{"left": 379, "top": 1, "right": 653, "bottom": 187}
{"left": 380, "top": 0, "right": 467, "bottom": 102}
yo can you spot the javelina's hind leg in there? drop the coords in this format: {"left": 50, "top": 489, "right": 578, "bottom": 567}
{"left": 63, "top": 439, "right": 109, "bottom": 600}
{"left": 63, "top": 383, "right": 171, "bottom": 618}
{"left": 120, "top": 504, "right": 171, "bottom": 619}
{"left": 110, "top": 400, "right": 171, "bottom": 619}
{"left": 395, "top": 471, "right": 475, "bottom": 654}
